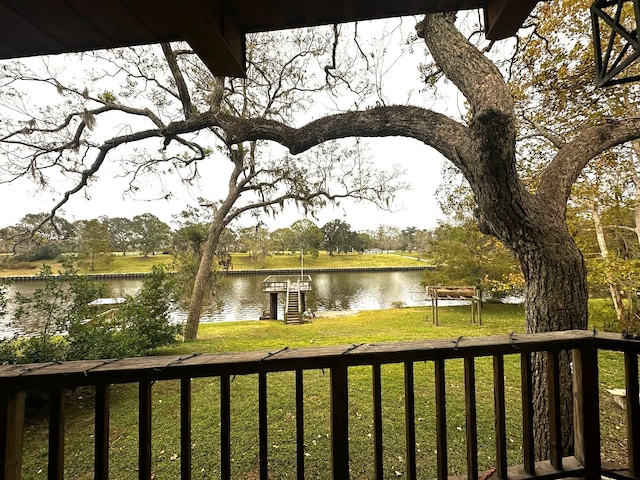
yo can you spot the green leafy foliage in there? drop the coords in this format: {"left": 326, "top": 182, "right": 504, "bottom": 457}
{"left": 0, "top": 262, "right": 181, "bottom": 364}
{"left": 112, "top": 265, "right": 182, "bottom": 352}
{"left": 77, "top": 218, "right": 113, "bottom": 270}
{"left": 422, "top": 221, "right": 523, "bottom": 297}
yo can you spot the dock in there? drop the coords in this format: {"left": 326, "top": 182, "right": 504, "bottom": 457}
{"left": 262, "top": 275, "right": 312, "bottom": 323}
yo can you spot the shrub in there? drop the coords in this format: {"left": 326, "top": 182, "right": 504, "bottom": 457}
{"left": 0, "top": 337, "right": 19, "bottom": 364}
{"left": 588, "top": 298, "right": 619, "bottom": 332}
{"left": 14, "top": 243, "right": 65, "bottom": 262}
{"left": 4, "top": 262, "right": 181, "bottom": 364}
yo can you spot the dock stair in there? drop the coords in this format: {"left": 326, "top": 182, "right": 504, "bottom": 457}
{"left": 284, "top": 280, "right": 303, "bottom": 324}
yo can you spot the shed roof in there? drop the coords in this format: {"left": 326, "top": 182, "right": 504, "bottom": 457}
{"left": 0, "top": 0, "right": 539, "bottom": 76}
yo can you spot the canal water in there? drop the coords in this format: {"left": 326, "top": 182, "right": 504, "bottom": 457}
{"left": 3, "top": 270, "right": 435, "bottom": 337}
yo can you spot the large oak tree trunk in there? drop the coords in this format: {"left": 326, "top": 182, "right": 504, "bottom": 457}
{"left": 512, "top": 208, "right": 588, "bottom": 459}
{"left": 418, "top": 13, "right": 590, "bottom": 459}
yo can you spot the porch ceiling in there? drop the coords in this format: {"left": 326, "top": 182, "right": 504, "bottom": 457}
{"left": 0, "top": 0, "right": 539, "bottom": 77}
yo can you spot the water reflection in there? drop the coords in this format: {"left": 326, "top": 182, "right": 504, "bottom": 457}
{"left": 4, "top": 270, "right": 429, "bottom": 335}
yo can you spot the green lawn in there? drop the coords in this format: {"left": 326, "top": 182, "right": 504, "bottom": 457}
{"left": 19, "top": 303, "right": 630, "bottom": 479}
{"left": 230, "top": 251, "right": 428, "bottom": 270}
{"left": 0, "top": 252, "right": 426, "bottom": 277}
{"left": 0, "top": 253, "right": 173, "bottom": 277}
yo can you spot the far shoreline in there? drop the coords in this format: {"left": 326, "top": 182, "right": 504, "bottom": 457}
{"left": 1, "top": 265, "right": 433, "bottom": 282}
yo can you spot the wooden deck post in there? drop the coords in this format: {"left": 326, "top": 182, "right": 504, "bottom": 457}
{"left": 259, "top": 372, "right": 268, "bottom": 480}
{"left": 464, "top": 357, "right": 479, "bottom": 480}
{"left": 547, "top": 351, "right": 563, "bottom": 469}
{"left": 49, "top": 388, "right": 66, "bottom": 480}
{"left": 221, "top": 375, "right": 232, "bottom": 479}
{"left": 95, "top": 384, "right": 110, "bottom": 480}
{"left": 435, "top": 358, "right": 448, "bottom": 480}
{"left": 330, "top": 361, "right": 349, "bottom": 479}
{"left": 180, "top": 378, "right": 192, "bottom": 480}
{"left": 1, "top": 391, "right": 25, "bottom": 480}
{"left": 372, "top": 363, "right": 383, "bottom": 480}
{"left": 572, "top": 343, "right": 601, "bottom": 479}
{"left": 295, "top": 369, "right": 305, "bottom": 480}
{"left": 139, "top": 381, "right": 152, "bottom": 480}
{"left": 521, "top": 352, "right": 535, "bottom": 474}
{"left": 404, "top": 362, "right": 417, "bottom": 480}
{"left": 625, "top": 352, "right": 640, "bottom": 475}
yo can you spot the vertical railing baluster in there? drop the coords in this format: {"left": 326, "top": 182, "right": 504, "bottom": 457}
{"left": 464, "top": 357, "right": 478, "bottom": 480}
{"left": 547, "top": 350, "right": 562, "bottom": 469}
{"left": 404, "top": 361, "right": 417, "bottom": 480}
{"left": 95, "top": 384, "right": 110, "bottom": 480}
{"left": 49, "top": 388, "right": 65, "bottom": 480}
{"left": 372, "top": 363, "right": 383, "bottom": 480}
{"left": 572, "top": 344, "right": 601, "bottom": 479}
{"left": 626, "top": 351, "right": 640, "bottom": 475}
{"left": 220, "top": 374, "right": 231, "bottom": 480}
{"left": 330, "top": 361, "right": 349, "bottom": 480}
{"left": 493, "top": 355, "right": 507, "bottom": 478}
{"left": 180, "top": 378, "right": 192, "bottom": 480}
{"left": 435, "top": 358, "right": 448, "bottom": 480}
{"left": 296, "top": 369, "right": 305, "bottom": 480}
{"left": 1, "top": 391, "right": 25, "bottom": 480}
{"left": 259, "top": 372, "right": 268, "bottom": 480}
{"left": 139, "top": 381, "right": 152, "bottom": 480}
{"left": 521, "top": 352, "right": 535, "bottom": 474}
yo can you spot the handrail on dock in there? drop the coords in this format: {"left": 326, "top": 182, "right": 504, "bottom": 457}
{"left": 263, "top": 274, "right": 312, "bottom": 293}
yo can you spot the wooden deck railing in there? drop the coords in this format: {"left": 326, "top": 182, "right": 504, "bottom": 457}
{"left": 1, "top": 330, "right": 639, "bottom": 479}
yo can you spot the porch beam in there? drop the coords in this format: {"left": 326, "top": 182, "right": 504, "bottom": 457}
{"left": 484, "top": 0, "right": 539, "bottom": 40}
{"left": 172, "top": 0, "right": 245, "bottom": 77}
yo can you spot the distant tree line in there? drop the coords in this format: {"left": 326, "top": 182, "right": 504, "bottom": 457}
{"left": 0, "top": 210, "right": 435, "bottom": 263}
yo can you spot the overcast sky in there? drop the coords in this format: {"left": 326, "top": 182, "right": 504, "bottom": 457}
{"left": 0, "top": 16, "right": 476, "bottom": 232}
{"left": 0, "top": 136, "right": 446, "bottom": 232}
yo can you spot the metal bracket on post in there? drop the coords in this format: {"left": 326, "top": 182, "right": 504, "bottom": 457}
{"left": 591, "top": 0, "right": 640, "bottom": 87}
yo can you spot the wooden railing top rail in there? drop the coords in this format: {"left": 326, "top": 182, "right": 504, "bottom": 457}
{"left": 0, "top": 330, "right": 634, "bottom": 391}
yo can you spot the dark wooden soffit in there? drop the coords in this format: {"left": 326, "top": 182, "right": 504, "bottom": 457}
{"left": 0, "top": 0, "right": 539, "bottom": 77}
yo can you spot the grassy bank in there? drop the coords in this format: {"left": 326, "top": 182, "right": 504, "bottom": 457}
{"left": 0, "top": 252, "right": 426, "bottom": 277}
{"left": 19, "top": 303, "right": 628, "bottom": 479}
